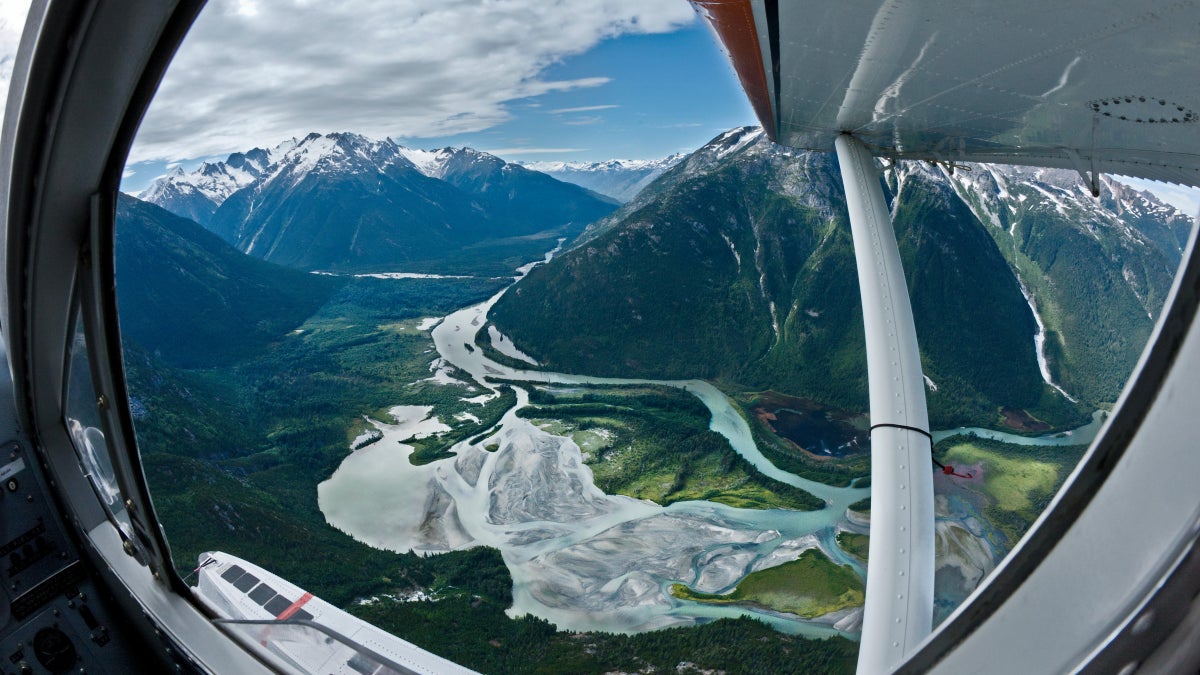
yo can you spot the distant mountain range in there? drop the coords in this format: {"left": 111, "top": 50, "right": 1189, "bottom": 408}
{"left": 491, "top": 127, "right": 1186, "bottom": 427}
{"left": 140, "top": 133, "right": 617, "bottom": 273}
{"left": 139, "top": 148, "right": 274, "bottom": 226}
{"left": 519, "top": 155, "right": 686, "bottom": 202}
{"left": 134, "top": 125, "right": 1189, "bottom": 427}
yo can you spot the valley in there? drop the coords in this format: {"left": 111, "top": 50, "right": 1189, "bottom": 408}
{"left": 318, "top": 261, "right": 869, "bottom": 637}
{"left": 145, "top": 133, "right": 618, "bottom": 276}
{"left": 119, "top": 125, "right": 1190, "bottom": 674}
{"left": 315, "top": 248, "right": 1105, "bottom": 639}
{"left": 124, "top": 247, "right": 865, "bottom": 671}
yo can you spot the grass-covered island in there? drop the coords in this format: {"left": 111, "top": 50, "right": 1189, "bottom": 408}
{"left": 934, "top": 435, "right": 1088, "bottom": 548}
{"left": 671, "top": 549, "right": 864, "bottom": 619}
{"left": 836, "top": 532, "right": 870, "bottom": 561}
{"left": 515, "top": 383, "right": 824, "bottom": 510}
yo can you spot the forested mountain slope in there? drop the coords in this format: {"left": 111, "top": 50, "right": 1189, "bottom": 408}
{"left": 492, "top": 128, "right": 1184, "bottom": 427}
{"left": 115, "top": 193, "right": 344, "bottom": 368}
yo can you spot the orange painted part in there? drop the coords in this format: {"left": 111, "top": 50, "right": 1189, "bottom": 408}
{"left": 691, "top": 0, "right": 775, "bottom": 140}
{"left": 276, "top": 592, "right": 314, "bottom": 620}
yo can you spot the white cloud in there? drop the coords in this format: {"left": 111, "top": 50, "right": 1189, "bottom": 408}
{"left": 563, "top": 116, "right": 604, "bottom": 126}
{"left": 0, "top": 0, "right": 33, "bottom": 114}
{"left": 231, "top": 0, "right": 259, "bottom": 17}
{"left": 551, "top": 104, "right": 619, "bottom": 114}
{"left": 128, "top": 0, "right": 697, "bottom": 163}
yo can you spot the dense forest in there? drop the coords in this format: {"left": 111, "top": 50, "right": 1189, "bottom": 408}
{"left": 117, "top": 125, "right": 1186, "bottom": 673}
{"left": 119, "top": 193, "right": 856, "bottom": 673}
{"left": 489, "top": 135, "right": 1123, "bottom": 433}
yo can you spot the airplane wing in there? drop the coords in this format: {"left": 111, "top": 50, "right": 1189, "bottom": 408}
{"left": 694, "top": 2, "right": 1200, "bottom": 674}
{"left": 694, "top": 0, "right": 1200, "bottom": 187}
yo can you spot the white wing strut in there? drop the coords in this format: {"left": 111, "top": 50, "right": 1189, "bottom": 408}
{"left": 835, "top": 134, "right": 935, "bottom": 674}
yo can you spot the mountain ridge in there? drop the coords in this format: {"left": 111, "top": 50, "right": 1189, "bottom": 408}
{"left": 143, "top": 132, "right": 618, "bottom": 273}
{"left": 115, "top": 193, "right": 344, "bottom": 368}
{"left": 519, "top": 154, "right": 686, "bottom": 202}
{"left": 491, "top": 127, "right": 1186, "bottom": 427}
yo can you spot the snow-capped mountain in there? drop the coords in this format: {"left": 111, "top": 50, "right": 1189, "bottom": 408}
{"left": 403, "top": 145, "right": 540, "bottom": 183}
{"left": 397, "top": 147, "right": 453, "bottom": 178}
{"left": 520, "top": 154, "right": 686, "bottom": 202}
{"left": 232, "top": 132, "right": 415, "bottom": 194}
{"left": 137, "top": 147, "right": 278, "bottom": 226}
{"left": 493, "top": 126, "right": 1191, "bottom": 422}
{"left": 942, "top": 163, "right": 1193, "bottom": 266}
{"left": 401, "top": 146, "right": 620, "bottom": 226}
{"left": 140, "top": 132, "right": 617, "bottom": 273}
{"left": 577, "top": 127, "right": 841, "bottom": 244}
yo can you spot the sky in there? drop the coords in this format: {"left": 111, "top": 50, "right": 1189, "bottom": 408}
{"left": 113, "top": 0, "right": 756, "bottom": 193}
{"left": 0, "top": 0, "right": 1196, "bottom": 215}
{"left": 0, "top": 0, "right": 28, "bottom": 104}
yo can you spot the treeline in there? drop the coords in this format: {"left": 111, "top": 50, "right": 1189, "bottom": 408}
{"left": 746, "top": 411, "right": 869, "bottom": 488}
{"left": 488, "top": 151, "right": 1106, "bottom": 432}
{"left": 932, "top": 433, "right": 1089, "bottom": 465}
{"left": 353, "top": 590, "right": 857, "bottom": 675}
{"left": 322, "top": 276, "right": 510, "bottom": 319}
{"left": 848, "top": 498, "right": 871, "bottom": 513}
{"left": 523, "top": 383, "right": 713, "bottom": 418}
{"left": 473, "top": 324, "right": 544, "bottom": 371}
{"left": 934, "top": 434, "right": 1089, "bottom": 548}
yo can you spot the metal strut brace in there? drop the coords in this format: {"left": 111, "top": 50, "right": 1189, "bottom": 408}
{"left": 835, "top": 134, "right": 936, "bottom": 675}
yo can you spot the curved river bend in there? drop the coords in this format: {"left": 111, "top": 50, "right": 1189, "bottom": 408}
{"left": 318, "top": 248, "right": 1101, "bottom": 637}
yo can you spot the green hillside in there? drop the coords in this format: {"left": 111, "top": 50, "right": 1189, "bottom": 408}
{"left": 115, "top": 194, "right": 344, "bottom": 367}
{"left": 490, "top": 130, "right": 1099, "bottom": 429}
{"left": 946, "top": 166, "right": 1179, "bottom": 404}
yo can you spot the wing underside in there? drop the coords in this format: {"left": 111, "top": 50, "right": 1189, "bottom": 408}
{"left": 694, "top": 0, "right": 1200, "bottom": 186}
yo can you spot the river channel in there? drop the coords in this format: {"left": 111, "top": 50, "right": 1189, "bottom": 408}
{"left": 318, "top": 247, "right": 1102, "bottom": 637}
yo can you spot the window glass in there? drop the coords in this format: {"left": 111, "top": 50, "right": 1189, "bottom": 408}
{"left": 64, "top": 303, "right": 133, "bottom": 539}
{"left": 116, "top": 1, "right": 1200, "bottom": 672}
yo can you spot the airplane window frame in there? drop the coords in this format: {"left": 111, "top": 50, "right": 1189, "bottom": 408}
{"left": 5, "top": 0, "right": 1200, "bottom": 672}
{"left": 80, "top": 189, "right": 180, "bottom": 580}
{"left": 2, "top": 0, "right": 281, "bottom": 672}
{"left": 62, "top": 293, "right": 139, "bottom": 552}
